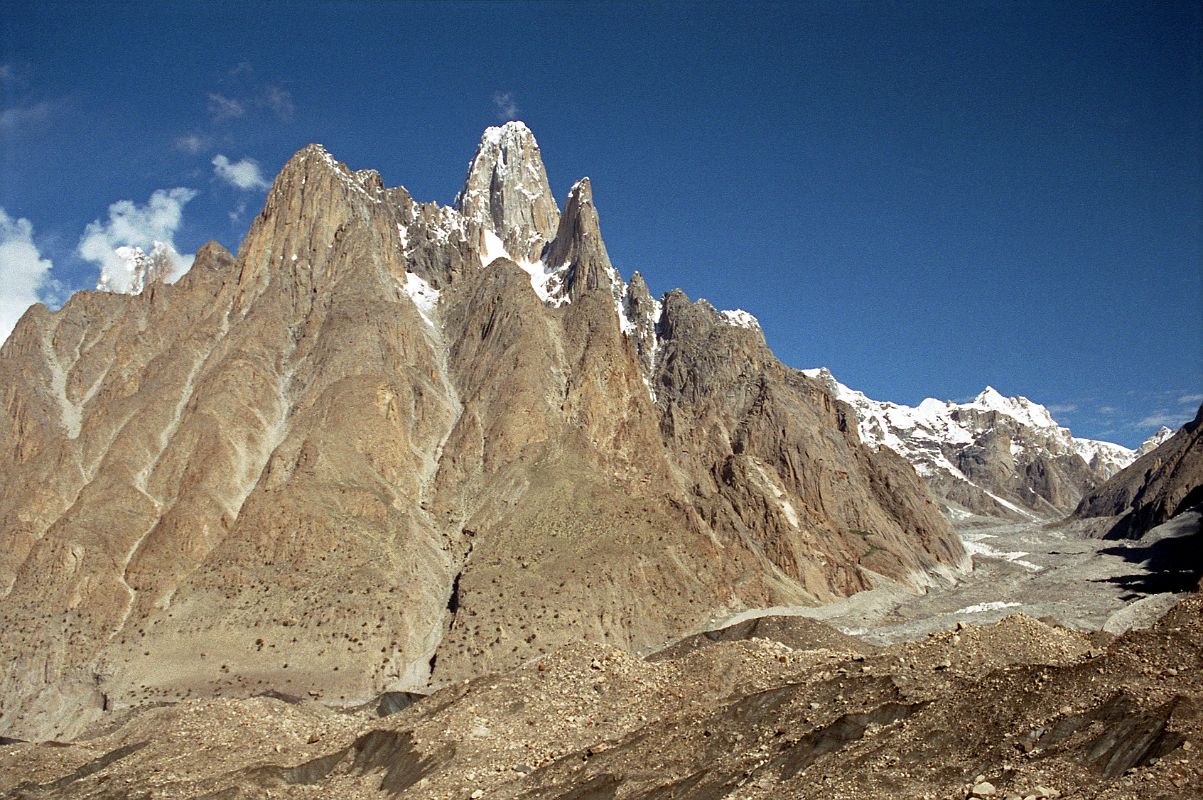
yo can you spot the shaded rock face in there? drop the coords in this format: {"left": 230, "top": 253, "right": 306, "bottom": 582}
{"left": 646, "top": 295, "right": 962, "bottom": 600}
{"left": 0, "top": 126, "right": 963, "bottom": 741}
{"left": 1073, "top": 405, "right": 1203, "bottom": 538}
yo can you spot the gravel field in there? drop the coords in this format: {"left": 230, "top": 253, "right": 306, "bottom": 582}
{"left": 713, "top": 510, "right": 1203, "bottom": 645}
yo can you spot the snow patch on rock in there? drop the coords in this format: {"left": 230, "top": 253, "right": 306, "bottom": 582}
{"left": 478, "top": 228, "right": 570, "bottom": 307}
{"left": 721, "top": 309, "right": 760, "bottom": 330}
{"left": 480, "top": 229, "right": 509, "bottom": 268}
{"left": 399, "top": 273, "right": 441, "bottom": 326}
{"left": 961, "top": 533, "right": 1042, "bottom": 571}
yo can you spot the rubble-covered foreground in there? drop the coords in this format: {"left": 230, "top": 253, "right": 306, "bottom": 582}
{"left": 2, "top": 591, "right": 1199, "bottom": 800}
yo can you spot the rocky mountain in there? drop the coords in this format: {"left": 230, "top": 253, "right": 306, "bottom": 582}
{"left": 1137, "top": 426, "right": 1177, "bottom": 457}
{"left": 803, "top": 369, "right": 1134, "bottom": 520}
{"left": 0, "top": 122, "right": 964, "bottom": 741}
{"left": 454, "top": 121, "right": 560, "bottom": 264}
{"left": 1072, "top": 404, "right": 1203, "bottom": 538}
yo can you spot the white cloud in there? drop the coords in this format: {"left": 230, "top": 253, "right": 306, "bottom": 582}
{"left": 262, "top": 86, "right": 294, "bottom": 121}
{"left": 212, "top": 154, "right": 270, "bottom": 191}
{"left": 228, "top": 197, "right": 248, "bottom": 223}
{"left": 201, "top": 71, "right": 295, "bottom": 132}
{"left": 207, "top": 92, "right": 245, "bottom": 122}
{"left": 78, "top": 188, "right": 197, "bottom": 293}
{"left": 0, "top": 100, "right": 53, "bottom": 131}
{"left": 0, "top": 63, "right": 30, "bottom": 87}
{"left": 0, "top": 209, "right": 56, "bottom": 345}
{"left": 1134, "top": 411, "right": 1191, "bottom": 430}
{"left": 1177, "top": 393, "right": 1203, "bottom": 405}
{"left": 1097, "top": 405, "right": 1119, "bottom": 415}
{"left": 1046, "top": 403, "right": 1077, "bottom": 415}
{"left": 492, "top": 91, "right": 519, "bottom": 121}
{"left": 174, "top": 133, "right": 210, "bottom": 154}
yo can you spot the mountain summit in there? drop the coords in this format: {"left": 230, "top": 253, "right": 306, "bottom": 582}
{"left": 804, "top": 369, "right": 1135, "bottom": 518}
{"left": 0, "top": 125, "right": 963, "bottom": 740}
{"left": 455, "top": 120, "right": 560, "bottom": 262}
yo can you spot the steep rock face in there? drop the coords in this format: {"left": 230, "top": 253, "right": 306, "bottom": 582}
{"left": 804, "top": 370, "right": 1134, "bottom": 519}
{"left": 544, "top": 178, "right": 610, "bottom": 300}
{"left": 649, "top": 296, "right": 962, "bottom": 599}
{"left": 0, "top": 147, "right": 462, "bottom": 740}
{"left": 454, "top": 121, "right": 559, "bottom": 263}
{"left": 622, "top": 271, "right": 661, "bottom": 379}
{"left": 0, "top": 126, "right": 963, "bottom": 741}
{"left": 1072, "top": 405, "right": 1203, "bottom": 538}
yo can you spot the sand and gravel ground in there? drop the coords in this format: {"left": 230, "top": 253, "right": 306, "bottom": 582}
{"left": 712, "top": 511, "right": 1202, "bottom": 646}
{"left": 2, "top": 513, "right": 1199, "bottom": 800}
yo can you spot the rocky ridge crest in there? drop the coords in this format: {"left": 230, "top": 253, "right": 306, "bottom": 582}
{"left": 95, "top": 241, "right": 182, "bottom": 294}
{"left": 1072, "top": 404, "right": 1203, "bottom": 538}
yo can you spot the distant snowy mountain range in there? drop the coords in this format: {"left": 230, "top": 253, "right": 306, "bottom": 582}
{"left": 803, "top": 368, "right": 1170, "bottom": 520}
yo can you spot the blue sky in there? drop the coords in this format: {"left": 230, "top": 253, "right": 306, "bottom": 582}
{"left": 1, "top": 1, "right": 1199, "bottom": 447}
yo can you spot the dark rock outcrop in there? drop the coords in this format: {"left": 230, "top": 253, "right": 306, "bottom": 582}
{"left": 1072, "top": 405, "right": 1203, "bottom": 538}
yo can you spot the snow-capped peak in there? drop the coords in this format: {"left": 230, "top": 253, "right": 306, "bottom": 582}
{"left": 481, "top": 120, "right": 532, "bottom": 146}
{"left": 974, "top": 386, "right": 1008, "bottom": 406}
{"left": 457, "top": 121, "right": 545, "bottom": 212}
{"left": 1071, "top": 438, "right": 1135, "bottom": 474}
{"left": 721, "top": 309, "right": 760, "bottom": 330}
{"left": 455, "top": 122, "right": 559, "bottom": 263}
{"left": 967, "top": 387, "right": 1057, "bottom": 430}
{"left": 803, "top": 368, "right": 1137, "bottom": 519}
{"left": 1136, "top": 426, "right": 1177, "bottom": 457}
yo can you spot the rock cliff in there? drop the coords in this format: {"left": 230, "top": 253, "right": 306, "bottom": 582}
{"left": 0, "top": 123, "right": 964, "bottom": 741}
{"left": 1072, "top": 405, "right": 1203, "bottom": 538}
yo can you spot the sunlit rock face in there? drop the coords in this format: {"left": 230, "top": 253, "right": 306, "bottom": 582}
{"left": 0, "top": 125, "right": 962, "bottom": 740}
